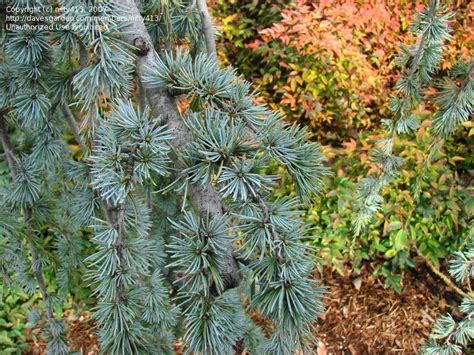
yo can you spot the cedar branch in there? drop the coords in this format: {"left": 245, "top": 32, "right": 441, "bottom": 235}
{"left": 115, "top": 0, "right": 241, "bottom": 290}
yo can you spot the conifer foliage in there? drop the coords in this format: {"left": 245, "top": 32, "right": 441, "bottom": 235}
{"left": 0, "top": 0, "right": 328, "bottom": 353}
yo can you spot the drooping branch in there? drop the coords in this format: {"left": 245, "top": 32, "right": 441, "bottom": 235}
{"left": 61, "top": 101, "right": 116, "bottom": 225}
{"left": 0, "top": 112, "right": 55, "bottom": 323}
{"left": 113, "top": 145, "right": 139, "bottom": 302}
{"left": 407, "top": 0, "right": 438, "bottom": 77}
{"left": 28, "top": 217, "right": 54, "bottom": 321}
{"left": 0, "top": 111, "right": 18, "bottom": 179}
{"left": 196, "top": 0, "right": 217, "bottom": 60}
{"left": 116, "top": 0, "right": 241, "bottom": 290}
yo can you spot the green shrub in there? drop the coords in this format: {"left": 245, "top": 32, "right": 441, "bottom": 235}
{"left": 271, "top": 125, "right": 472, "bottom": 292}
{"left": 0, "top": 285, "right": 40, "bottom": 353}
{"left": 214, "top": 0, "right": 290, "bottom": 70}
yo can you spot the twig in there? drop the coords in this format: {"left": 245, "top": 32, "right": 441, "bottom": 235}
{"left": 61, "top": 99, "right": 115, "bottom": 224}
{"left": 242, "top": 118, "right": 288, "bottom": 262}
{"left": 420, "top": 309, "right": 435, "bottom": 323}
{"left": 114, "top": 202, "right": 127, "bottom": 302}
{"left": 62, "top": 103, "right": 87, "bottom": 152}
{"left": 27, "top": 210, "right": 54, "bottom": 322}
{"left": 78, "top": 40, "right": 89, "bottom": 68}
{"left": 414, "top": 244, "right": 474, "bottom": 301}
{"left": 0, "top": 111, "right": 19, "bottom": 178}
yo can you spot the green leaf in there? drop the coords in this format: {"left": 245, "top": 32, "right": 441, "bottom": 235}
{"left": 384, "top": 249, "right": 398, "bottom": 259}
{"left": 385, "top": 274, "right": 402, "bottom": 293}
{"left": 387, "top": 221, "right": 402, "bottom": 232}
{"left": 393, "top": 230, "right": 408, "bottom": 250}
{"left": 0, "top": 331, "right": 14, "bottom": 345}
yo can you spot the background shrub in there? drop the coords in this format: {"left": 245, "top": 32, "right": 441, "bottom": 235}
{"left": 0, "top": 285, "right": 35, "bottom": 353}
{"left": 267, "top": 123, "right": 472, "bottom": 291}
{"left": 216, "top": 0, "right": 473, "bottom": 142}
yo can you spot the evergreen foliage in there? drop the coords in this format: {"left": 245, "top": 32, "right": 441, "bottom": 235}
{"left": 0, "top": 0, "right": 328, "bottom": 353}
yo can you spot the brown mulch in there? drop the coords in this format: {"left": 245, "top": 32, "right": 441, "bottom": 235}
{"left": 66, "top": 313, "right": 99, "bottom": 354}
{"left": 26, "top": 262, "right": 456, "bottom": 354}
{"left": 25, "top": 312, "right": 99, "bottom": 355}
{"left": 313, "top": 262, "right": 457, "bottom": 354}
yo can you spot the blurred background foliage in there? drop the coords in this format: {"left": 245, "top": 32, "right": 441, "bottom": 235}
{"left": 214, "top": 0, "right": 473, "bottom": 290}
{"left": 0, "top": 285, "right": 34, "bottom": 353}
{"left": 215, "top": 0, "right": 473, "bottom": 142}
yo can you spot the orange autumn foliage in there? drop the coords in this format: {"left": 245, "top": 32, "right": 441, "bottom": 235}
{"left": 242, "top": 0, "right": 473, "bottom": 141}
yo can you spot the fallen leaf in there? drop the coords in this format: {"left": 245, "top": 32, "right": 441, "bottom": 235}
{"left": 352, "top": 277, "right": 362, "bottom": 290}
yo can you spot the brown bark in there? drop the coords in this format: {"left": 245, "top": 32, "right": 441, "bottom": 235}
{"left": 196, "top": 0, "right": 218, "bottom": 60}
